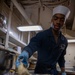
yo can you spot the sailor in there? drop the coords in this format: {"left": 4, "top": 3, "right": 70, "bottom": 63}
{"left": 16, "top": 5, "right": 70, "bottom": 75}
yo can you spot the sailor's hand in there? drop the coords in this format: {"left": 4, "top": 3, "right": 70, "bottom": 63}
{"left": 16, "top": 51, "right": 29, "bottom": 68}
{"left": 62, "top": 72, "right": 66, "bottom": 75}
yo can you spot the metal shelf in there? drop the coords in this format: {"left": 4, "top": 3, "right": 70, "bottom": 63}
{"left": 0, "top": 45, "right": 20, "bottom": 55}
{"left": 9, "top": 34, "right": 27, "bottom": 48}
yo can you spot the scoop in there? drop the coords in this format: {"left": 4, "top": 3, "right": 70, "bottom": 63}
{"left": 16, "top": 57, "right": 30, "bottom": 75}
{"left": 17, "top": 62, "right": 30, "bottom": 75}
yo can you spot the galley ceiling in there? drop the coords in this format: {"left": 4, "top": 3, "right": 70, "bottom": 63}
{"left": 4, "top": 0, "right": 75, "bottom": 39}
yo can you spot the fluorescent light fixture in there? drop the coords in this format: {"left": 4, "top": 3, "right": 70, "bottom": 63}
{"left": 68, "top": 39, "right": 75, "bottom": 43}
{"left": 17, "top": 25, "right": 43, "bottom": 31}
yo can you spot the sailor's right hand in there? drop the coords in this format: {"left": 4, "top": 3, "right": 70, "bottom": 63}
{"left": 16, "top": 51, "right": 29, "bottom": 68}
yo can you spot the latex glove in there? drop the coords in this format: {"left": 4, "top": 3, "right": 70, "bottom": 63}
{"left": 16, "top": 51, "right": 29, "bottom": 68}
{"left": 62, "top": 72, "right": 66, "bottom": 75}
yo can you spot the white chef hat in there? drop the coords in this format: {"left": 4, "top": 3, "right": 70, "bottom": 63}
{"left": 53, "top": 5, "right": 70, "bottom": 20}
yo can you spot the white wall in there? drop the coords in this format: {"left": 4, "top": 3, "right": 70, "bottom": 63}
{"left": 65, "top": 43, "right": 75, "bottom": 67}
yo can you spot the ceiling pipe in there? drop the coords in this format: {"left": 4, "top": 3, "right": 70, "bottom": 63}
{"left": 11, "top": 0, "right": 33, "bottom": 25}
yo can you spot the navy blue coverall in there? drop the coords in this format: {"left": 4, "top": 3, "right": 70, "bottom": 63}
{"left": 23, "top": 27, "right": 68, "bottom": 74}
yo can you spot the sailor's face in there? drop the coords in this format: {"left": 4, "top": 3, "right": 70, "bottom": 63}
{"left": 51, "top": 14, "right": 65, "bottom": 31}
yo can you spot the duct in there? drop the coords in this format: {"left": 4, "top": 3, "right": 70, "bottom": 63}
{"left": 65, "top": 34, "right": 75, "bottom": 39}
{"left": 11, "top": 0, "right": 33, "bottom": 25}
{"left": 66, "top": 29, "right": 75, "bottom": 37}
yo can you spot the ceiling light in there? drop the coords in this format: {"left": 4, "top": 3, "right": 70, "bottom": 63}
{"left": 68, "top": 39, "right": 75, "bottom": 43}
{"left": 17, "top": 25, "right": 43, "bottom": 32}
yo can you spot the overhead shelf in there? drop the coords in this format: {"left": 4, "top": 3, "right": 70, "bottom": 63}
{"left": 0, "top": 45, "right": 20, "bottom": 55}
{"left": 9, "top": 34, "right": 27, "bottom": 48}
{"left": 9, "top": 41, "right": 17, "bottom": 47}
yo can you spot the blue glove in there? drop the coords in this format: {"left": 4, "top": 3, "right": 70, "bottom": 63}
{"left": 62, "top": 72, "right": 66, "bottom": 75}
{"left": 16, "top": 51, "right": 29, "bottom": 68}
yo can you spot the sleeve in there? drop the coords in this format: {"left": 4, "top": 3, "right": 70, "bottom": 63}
{"left": 23, "top": 32, "right": 43, "bottom": 57}
{"left": 58, "top": 50, "right": 66, "bottom": 68}
{"left": 58, "top": 41, "right": 68, "bottom": 68}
